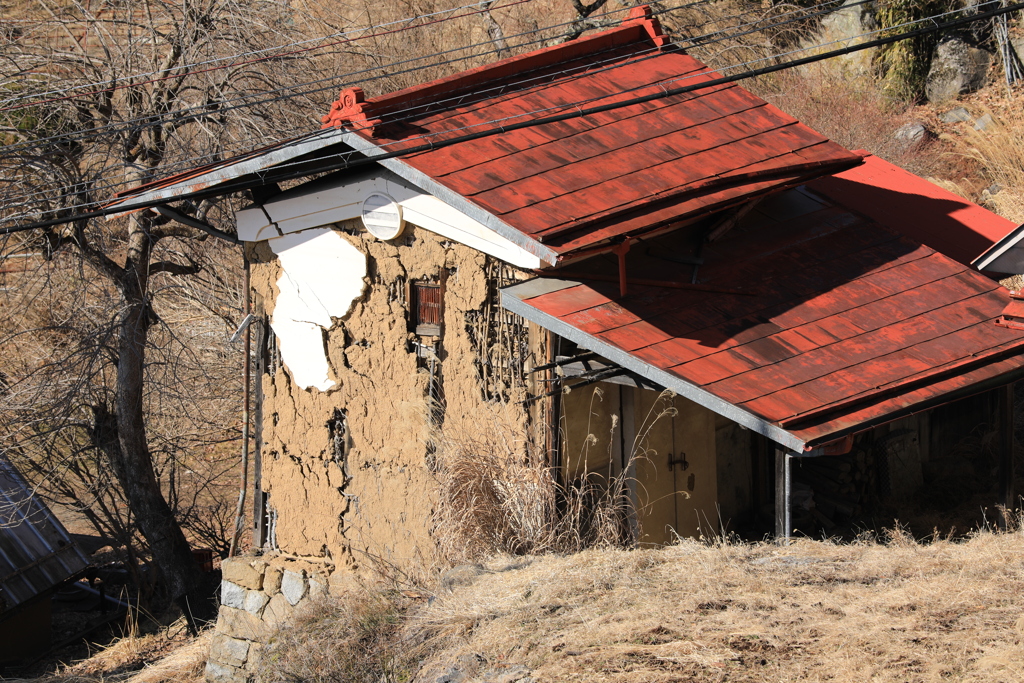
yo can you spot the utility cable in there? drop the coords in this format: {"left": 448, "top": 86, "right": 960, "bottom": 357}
{"left": 1, "top": 0, "right": 989, "bottom": 210}
{"left": 4, "top": 0, "right": 1019, "bottom": 236}
{"left": 0, "top": 0, "right": 999, "bottom": 216}
{"left": 0, "top": 0, "right": 542, "bottom": 111}
{"left": 0, "top": 0, "right": 846, "bottom": 158}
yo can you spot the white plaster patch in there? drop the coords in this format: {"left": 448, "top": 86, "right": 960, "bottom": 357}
{"left": 269, "top": 228, "right": 366, "bottom": 391}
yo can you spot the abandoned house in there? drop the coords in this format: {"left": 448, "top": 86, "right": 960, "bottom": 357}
{"left": 107, "top": 6, "right": 1024, "bottom": 676}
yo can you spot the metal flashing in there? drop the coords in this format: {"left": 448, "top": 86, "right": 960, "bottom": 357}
{"left": 106, "top": 128, "right": 348, "bottom": 214}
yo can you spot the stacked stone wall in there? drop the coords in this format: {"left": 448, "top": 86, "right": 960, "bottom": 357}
{"left": 205, "top": 555, "right": 338, "bottom": 683}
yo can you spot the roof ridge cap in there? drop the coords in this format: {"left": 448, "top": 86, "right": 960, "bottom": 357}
{"left": 321, "top": 4, "right": 669, "bottom": 132}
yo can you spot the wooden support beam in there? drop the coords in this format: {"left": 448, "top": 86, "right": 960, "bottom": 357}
{"left": 775, "top": 447, "right": 791, "bottom": 544}
{"left": 621, "top": 385, "right": 639, "bottom": 546}
{"left": 1000, "top": 382, "right": 1016, "bottom": 517}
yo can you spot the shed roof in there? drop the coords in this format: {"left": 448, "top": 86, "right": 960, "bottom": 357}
{"left": 0, "top": 458, "right": 90, "bottom": 613}
{"left": 107, "top": 6, "right": 862, "bottom": 264}
{"left": 501, "top": 183, "right": 1024, "bottom": 452}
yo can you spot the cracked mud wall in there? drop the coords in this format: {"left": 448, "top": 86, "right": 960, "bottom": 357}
{"left": 247, "top": 220, "right": 538, "bottom": 575}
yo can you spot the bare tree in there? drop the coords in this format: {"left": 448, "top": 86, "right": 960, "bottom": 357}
{"left": 0, "top": 0, "right": 338, "bottom": 621}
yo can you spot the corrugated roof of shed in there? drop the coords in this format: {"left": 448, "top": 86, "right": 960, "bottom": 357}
{"left": 501, "top": 185, "right": 1024, "bottom": 450}
{"left": 0, "top": 458, "right": 90, "bottom": 613}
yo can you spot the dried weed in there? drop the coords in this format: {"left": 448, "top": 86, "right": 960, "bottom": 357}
{"left": 408, "top": 528, "right": 1024, "bottom": 682}
{"left": 253, "top": 590, "right": 414, "bottom": 683}
{"left": 431, "top": 391, "right": 680, "bottom": 564}
{"left": 954, "top": 107, "right": 1024, "bottom": 223}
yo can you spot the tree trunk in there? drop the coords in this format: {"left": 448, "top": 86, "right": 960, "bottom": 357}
{"left": 108, "top": 225, "right": 213, "bottom": 627}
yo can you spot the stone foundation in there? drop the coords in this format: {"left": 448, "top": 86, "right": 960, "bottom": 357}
{"left": 205, "top": 554, "right": 337, "bottom": 683}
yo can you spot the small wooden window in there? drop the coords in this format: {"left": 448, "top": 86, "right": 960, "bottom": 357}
{"left": 412, "top": 281, "right": 443, "bottom": 336}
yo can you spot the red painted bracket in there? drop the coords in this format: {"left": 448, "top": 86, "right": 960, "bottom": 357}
{"left": 320, "top": 87, "right": 383, "bottom": 133}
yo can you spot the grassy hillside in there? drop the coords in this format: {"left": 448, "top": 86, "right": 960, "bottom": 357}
{"left": 253, "top": 529, "right": 1024, "bottom": 683}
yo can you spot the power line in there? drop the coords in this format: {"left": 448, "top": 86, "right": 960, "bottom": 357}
{"left": 0, "top": 0, "right": 998, "bottom": 216}
{"left": 4, "top": 0, "right": 1019, "bottom": 236}
{"left": 0, "top": 0, "right": 541, "bottom": 112}
{"left": 0, "top": 0, "right": 850, "bottom": 179}
{"left": 0, "top": 0, "right": 841, "bottom": 159}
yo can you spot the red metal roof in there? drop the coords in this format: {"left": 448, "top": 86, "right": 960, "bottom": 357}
{"left": 501, "top": 184, "right": 1024, "bottom": 449}
{"left": 325, "top": 5, "right": 863, "bottom": 261}
{"left": 807, "top": 152, "right": 1016, "bottom": 268}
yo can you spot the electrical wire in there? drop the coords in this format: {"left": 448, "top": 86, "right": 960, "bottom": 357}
{"left": 2, "top": 0, "right": 988, "bottom": 207}
{"left": 0, "top": 0, "right": 864, "bottom": 206}
{"left": 0, "top": 0, "right": 995, "bottom": 219}
{"left": 0, "top": 0, "right": 543, "bottom": 111}
{"left": 0, "top": 0, "right": 1000, "bottom": 212}
{"left": 0, "top": 0, "right": 841, "bottom": 159}
{"left": 4, "top": 0, "right": 1019, "bottom": 236}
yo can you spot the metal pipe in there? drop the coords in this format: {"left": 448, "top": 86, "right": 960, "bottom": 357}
{"left": 528, "top": 351, "right": 598, "bottom": 374}
{"left": 229, "top": 256, "right": 251, "bottom": 557}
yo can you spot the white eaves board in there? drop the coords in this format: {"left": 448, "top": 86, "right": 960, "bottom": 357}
{"left": 236, "top": 168, "right": 544, "bottom": 269}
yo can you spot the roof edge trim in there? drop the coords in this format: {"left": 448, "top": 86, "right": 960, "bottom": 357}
{"left": 500, "top": 279, "right": 806, "bottom": 452}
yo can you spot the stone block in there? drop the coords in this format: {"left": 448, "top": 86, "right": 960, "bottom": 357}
{"left": 242, "top": 643, "right": 265, "bottom": 672}
{"left": 244, "top": 590, "right": 270, "bottom": 616}
{"left": 263, "top": 566, "right": 283, "bottom": 595}
{"left": 222, "top": 558, "right": 264, "bottom": 591}
{"left": 263, "top": 593, "right": 294, "bottom": 630}
{"left": 221, "top": 581, "right": 246, "bottom": 609}
{"left": 893, "top": 122, "right": 927, "bottom": 146}
{"left": 308, "top": 578, "right": 327, "bottom": 600}
{"left": 217, "top": 606, "right": 270, "bottom": 641}
{"left": 281, "top": 569, "right": 307, "bottom": 606}
{"left": 926, "top": 37, "right": 992, "bottom": 103}
{"left": 940, "top": 106, "right": 972, "bottom": 124}
{"left": 205, "top": 660, "right": 249, "bottom": 683}
{"left": 210, "top": 633, "right": 250, "bottom": 668}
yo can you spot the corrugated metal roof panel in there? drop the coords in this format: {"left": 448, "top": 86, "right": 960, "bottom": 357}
{"left": 501, "top": 184, "right": 1024, "bottom": 450}
{"left": 0, "top": 458, "right": 90, "bottom": 613}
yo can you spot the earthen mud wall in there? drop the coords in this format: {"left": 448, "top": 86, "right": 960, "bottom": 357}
{"left": 246, "top": 219, "right": 538, "bottom": 577}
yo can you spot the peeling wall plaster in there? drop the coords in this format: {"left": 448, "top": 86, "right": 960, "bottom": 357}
{"left": 268, "top": 228, "right": 367, "bottom": 392}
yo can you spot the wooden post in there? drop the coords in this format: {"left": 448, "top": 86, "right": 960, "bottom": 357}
{"left": 1000, "top": 382, "right": 1016, "bottom": 516}
{"left": 621, "top": 385, "right": 639, "bottom": 545}
{"left": 775, "top": 447, "right": 791, "bottom": 544}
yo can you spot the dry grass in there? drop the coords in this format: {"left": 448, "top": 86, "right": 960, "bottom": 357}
{"left": 756, "top": 70, "right": 942, "bottom": 177}
{"left": 245, "top": 527, "right": 1024, "bottom": 683}
{"left": 431, "top": 395, "right": 658, "bottom": 565}
{"left": 407, "top": 529, "right": 1024, "bottom": 682}
{"left": 15, "top": 625, "right": 208, "bottom": 683}
{"left": 254, "top": 590, "right": 412, "bottom": 683}
{"left": 951, "top": 106, "right": 1024, "bottom": 224}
